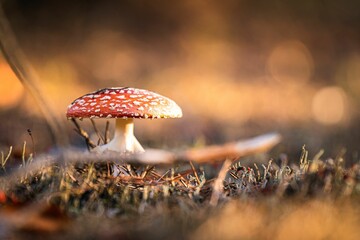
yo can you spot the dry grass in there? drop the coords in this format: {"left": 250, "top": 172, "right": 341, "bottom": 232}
{"left": 0, "top": 124, "right": 360, "bottom": 239}
{"left": 0, "top": 142, "right": 359, "bottom": 239}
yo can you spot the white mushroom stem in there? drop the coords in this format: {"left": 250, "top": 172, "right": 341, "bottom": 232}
{"left": 94, "top": 119, "right": 144, "bottom": 153}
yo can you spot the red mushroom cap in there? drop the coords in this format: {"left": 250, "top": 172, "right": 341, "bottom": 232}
{"left": 66, "top": 87, "right": 182, "bottom": 119}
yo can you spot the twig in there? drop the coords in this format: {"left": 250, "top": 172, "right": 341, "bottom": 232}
{"left": 4, "top": 132, "right": 281, "bottom": 183}
{"left": 126, "top": 164, "right": 137, "bottom": 177}
{"left": 182, "top": 132, "right": 281, "bottom": 163}
{"left": 254, "top": 163, "right": 260, "bottom": 181}
{"left": 156, "top": 169, "right": 170, "bottom": 182}
{"left": 21, "top": 141, "right": 26, "bottom": 167}
{"left": 189, "top": 161, "right": 200, "bottom": 185}
{"left": 27, "top": 129, "right": 35, "bottom": 157}
{"left": 179, "top": 177, "right": 188, "bottom": 188}
{"left": 1, "top": 146, "right": 12, "bottom": 170}
{"left": 90, "top": 119, "right": 105, "bottom": 144}
{"left": 141, "top": 165, "right": 154, "bottom": 178}
{"left": 104, "top": 121, "right": 110, "bottom": 144}
{"left": 0, "top": 4, "right": 68, "bottom": 147}
{"left": 71, "top": 118, "right": 96, "bottom": 149}
{"left": 209, "top": 159, "right": 231, "bottom": 206}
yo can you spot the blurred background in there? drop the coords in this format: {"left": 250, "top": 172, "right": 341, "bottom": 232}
{"left": 1, "top": 0, "right": 360, "bottom": 162}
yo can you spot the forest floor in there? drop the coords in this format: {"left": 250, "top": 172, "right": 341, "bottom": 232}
{"left": 1, "top": 140, "right": 360, "bottom": 240}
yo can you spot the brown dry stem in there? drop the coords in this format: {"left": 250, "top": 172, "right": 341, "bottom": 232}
{"left": 0, "top": 4, "right": 68, "bottom": 147}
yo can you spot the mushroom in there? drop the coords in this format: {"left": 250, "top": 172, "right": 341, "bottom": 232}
{"left": 66, "top": 87, "right": 182, "bottom": 153}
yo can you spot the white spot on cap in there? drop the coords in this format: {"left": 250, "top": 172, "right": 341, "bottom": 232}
{"left": 100, "top": 96, "right": 111, "bottom": 100}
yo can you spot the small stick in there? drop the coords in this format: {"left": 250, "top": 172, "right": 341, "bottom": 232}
{"left": 21, "top": 141, "right": 26, "bottom": 167}
{"left": 189, "top": 160, "right": 200, "bottom": 185}
{"left": 106, "top": 161, "right": 111, "bottom": 177}
{"left": 1, "top": 146, "right": 12, "bottom": 169}
{"left": 4, "top": 133, "right": 282, "bottom": 183}
{"left": 90, "top": 119, "right": 105, "bottom": 144}
{"left": 264, "top": 159, "right": 273, "bottom": 180}
{"left": 150, "top": 169, "right": 162, "bottom": 179}
{"left": 157, "top": 169, "right": 170, "bottom": 182}
{"left": 27, "top": 129, "right": 35, "bottom": 157}
{"left": 210, "top": 159, "right": 231, "bottom": 206}
{"left": 66, "top": 171, "right": 78, "bottom": 184}
{"left": 71, "top": 118, "right": 96, "bottom": 149}
{"left": 104, "top": 121, "right": 110, "bottom": 144}
{"left": 179, "top": 177, "right": 189, "bottom": 188}
{"left": 0, "top": 4, "right": 68, "bottom": 147}
{"left": 254, "top": 163, "right": 260, "bottom": 181}
{"left": 126, "top": 164, "right": 137, "bottom": 177}
{"left": 229, "top": 171, "right": 239, "bottom": 179}
{"left": 183, "top": 132, "right": 281, "bottom": 163}
{"left": 141, "top": 165, "right": 154, "bottom": 179}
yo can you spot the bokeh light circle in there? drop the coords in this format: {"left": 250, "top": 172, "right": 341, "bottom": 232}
{"left": 267, "top": 40, "right": 314, "bottom": 84}
{"left": 312, "top": 86, "right": 348, "bottom": 125}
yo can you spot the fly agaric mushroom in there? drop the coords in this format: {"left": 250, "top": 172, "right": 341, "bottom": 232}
{"left": 66, "top": 87, "right": 182, "bottom": 153}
